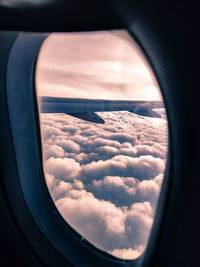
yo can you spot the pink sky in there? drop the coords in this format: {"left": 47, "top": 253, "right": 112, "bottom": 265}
{"left": 36, "top": 30, "right": 162, "bottom": 101}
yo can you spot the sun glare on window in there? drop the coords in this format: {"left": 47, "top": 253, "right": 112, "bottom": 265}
{"left": 35, "top": 30, "right": 168, "bottom": 260}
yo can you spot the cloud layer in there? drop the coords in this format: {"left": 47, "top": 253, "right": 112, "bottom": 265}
{"left": 41, "top": 111, "right": 168, "bottom": 259}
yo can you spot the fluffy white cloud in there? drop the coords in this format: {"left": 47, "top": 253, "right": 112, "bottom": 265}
{"left": 40, "top": 111, "right": 168, "bottom": 259}
{"left": 54, "top": 139, "right": 80, "bottom": 153}
{"left": 90, "top": 174, "right": 163, "bottom": 208}
{"left": 41, "top": 124, "right": 64, "bottom": 139}
{"left": 45, "top": 157, "right": 81, "bottom": 181}
{"left": 44, "top": 144, "right": 65, "bottom": 158}
{"left": 81, "top": 155, "right": 165, "bottom": 182}
{"left": 56, "top": 189, "right": 154, "bottom": 255}
{"left": 110, "top": 245, "right": 145, "bottom": 260}
{"left": 56, "top": 191, "right": 126, "bottom": 250}
{"left": 137, "top": 180, "right": 160, "bottom": 206}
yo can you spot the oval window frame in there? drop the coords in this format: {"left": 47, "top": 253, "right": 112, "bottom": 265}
{"left": 4, "top": 31, "right": 171, "bottom": 267}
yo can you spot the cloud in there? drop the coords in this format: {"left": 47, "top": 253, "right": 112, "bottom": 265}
{"left": 56, "top": 191, "right": 126, "bottom": 251}
{"left": 40, "top": 111, "right": 168, "bottom": 259}
{"left": 81, "top": 155, "right": 165, "bottom": 182}
{"left": 100, "top": 132, "right": 137, "bottom": 146}
{"left": 41, "top": 124, "right": 64, "bottom": 139}
{"left": 110, "top": 245, "right": 145, "bottom": 260}
{"left": 93, "top": 137, "right": 122, "bottom": 148}
{"left": 56, "top": 189, "right": 154, "bottom": 256}
{"left": 90, "top": 174, "right": 162, "bottom": 208}
{"left": 51, "top": 180, "right": 73, "bottom": 201}
{"left": 134, "top": 143, "right": 167, "bottom": 159}
{"left": 44, "top": 144, "right": 65, "bottom": 159}
{"left": 54, "top": 139, "right": 80, "bottom": 153}
{"left": 137, "top": 180, "right": 160, "bottom": 204}
{"left": 45, "top": 157, "right": 81, "bottom": 181}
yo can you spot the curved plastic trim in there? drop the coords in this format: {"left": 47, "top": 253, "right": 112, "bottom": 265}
{"left": 5, "top": 33, "right": 145, "bottom": 267}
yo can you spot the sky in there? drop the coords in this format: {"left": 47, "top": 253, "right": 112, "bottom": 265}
{"left": 36, "top": 30, "right": 168, "bottom": 260}
{"left": 36, "top": 30, "right": 161, "bottom": 101}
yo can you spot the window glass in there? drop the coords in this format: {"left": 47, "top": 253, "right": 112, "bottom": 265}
{"left": 35, "top": 30, "right": 168, "bottom": 260}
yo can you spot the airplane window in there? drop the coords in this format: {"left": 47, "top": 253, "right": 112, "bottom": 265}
{"left": 35, "top": 30, "right": 168, "bottom": 260}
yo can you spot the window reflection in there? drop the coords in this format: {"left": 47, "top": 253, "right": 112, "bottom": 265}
{"left": 36, "top": 30, "right": 168, "bottom": 260}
